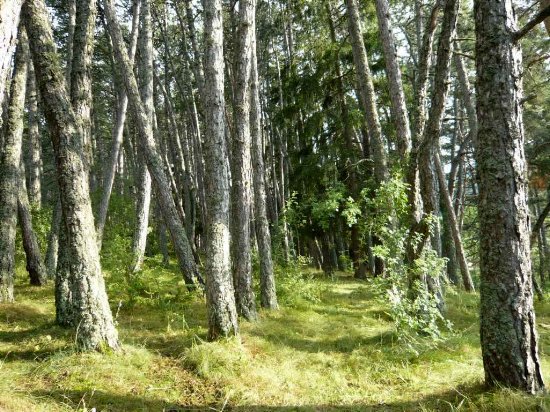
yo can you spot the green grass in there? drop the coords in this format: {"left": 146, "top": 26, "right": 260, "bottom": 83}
{"left": 2, "top": 259, "right": 550, "bottom": 411}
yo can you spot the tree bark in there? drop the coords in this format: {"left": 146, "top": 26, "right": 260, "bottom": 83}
{"left": 203, "top": 0, "right": 239, "bottom": 339}
{"left": 25, "top": 62, "right": 42, "bottom": 207}
{"left": 251, "top": 22, "right": 277, "bottom": 310}
{"left": 374, "top": 0, "right": 411, "bottom": 158}
{"left": 0, "top": 27, "right": 28, "bottom": 302}
{"left": 475, "top": 0, "right": 544, "bottom": 392}
{"left": 344, "top": 0, "right": 388, "bottom": 184}
{"left": 18, "top": 161, "right": 47, "bottom": 286}
{"left": 130, "top": 0, "right": 153, "bottom": 273}
{"left": 435, "top": 153, "right": 474, "bottom": 291}
{"left": 24, "top": 0, "right": 119, "bottom": 351}
{"left": 230, "top": 0, "right": 258, "bottom": 321}
{"left": 102, "top": 0, "right": 203, "bottom": 288}
{"left": 0, "top": 0, "right": 23, "bottom": 130}
{"left": 96, "top": 0, "right": 140, "bottom": 248}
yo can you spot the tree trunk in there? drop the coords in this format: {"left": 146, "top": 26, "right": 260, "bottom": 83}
{"left": 25, "top": 62, "right": 42, "bottom": 207}
{"left": 0, "top": 27, "right": 28, "bottom": 302}
{"left": 130, "top": 0, "right": 153, "bottom": 273}
{"left": 0, "top": 0, "right": 23, "bottom": 130}
{"left": 202, "top": 0, "right": 239, "bottom": 339}
{"left": 230, "top": 0, "right": 258, "bottom": 321}
{"left": 344, "top": 0, "right": 388, "bottom": 184}
{"left": 475, "top": 0, "right": 544, "bottom": 392}
{"left": 96, "top": 0, "right": 140, "bottom": 248}
{"left": 102, "top": 0, "right": 203, "bottom": 288}
{"left": 24, "top": 0, "right": 119, "bottom": 351}
{"left": 18, "top": 161, "right": 47, "bottom": 286}
{"left": 251, "top": 27, "right": 277, "bottom": 310}
{"left": 374, "top": 0, "right": 411, "bottom": 158}
{"left": 435, "top": 153, "right": 474, "bottom": 291}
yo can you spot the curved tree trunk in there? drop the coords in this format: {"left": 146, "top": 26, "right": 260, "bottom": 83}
{"left": 0, "top": 0, "right": 23, "bottom": 130}
{"left": 475, "top": 0, "right": 544, "bottom": 393}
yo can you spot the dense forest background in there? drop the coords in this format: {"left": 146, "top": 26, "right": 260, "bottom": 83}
{"left": 0, "top": 0, "right": 549, "bottom": 410}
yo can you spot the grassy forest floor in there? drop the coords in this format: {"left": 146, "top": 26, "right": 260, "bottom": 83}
{"left": 2, "top": 257, "right": 550, "bottom": 411}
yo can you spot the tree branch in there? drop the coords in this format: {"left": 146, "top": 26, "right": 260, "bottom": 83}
{"left": 514, "top": 4, "right": 550, "bottom": 41}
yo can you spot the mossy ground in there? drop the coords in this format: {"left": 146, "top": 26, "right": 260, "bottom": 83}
{"left": 2, "top": 258, "right": 550, "bottom": 411}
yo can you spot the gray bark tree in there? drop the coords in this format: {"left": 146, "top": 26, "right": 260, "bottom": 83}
{"left": 96, "top": 0, "right": 140, "bottom": 248}
{"left": 0, "top": 27, "right": 28, "bottom": 302}
{"left": 102, "top": 0, "right": 203, "bottom": 288}
{"left": 251, "top": 24, "right": 277, "bottom": 310}
{"left": 0, "top": 0, "right": 23, "bottom": 130}
{"left": 25, "top": 62, "right": 42, "bottom": 207}
{"left": 130, "top": 0, "right": 153, "bottom": 273}
{"left": 24, "top": 0, "right": 119, "bottom": 351}
{"left": 203, "top": 0, "right": 239, "bottom": 339}
{"left": 475, "top": 0, "right": 544, "bottom": 393}
{"left": 374, "top": 0, "right": 411, "bottom": 158}
{"left": 231, "top": 0, "right": 257, "bottom": 321}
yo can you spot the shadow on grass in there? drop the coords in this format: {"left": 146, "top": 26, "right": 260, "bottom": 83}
{"left": 29, "top": 383, "right": 490, "bottom": 411}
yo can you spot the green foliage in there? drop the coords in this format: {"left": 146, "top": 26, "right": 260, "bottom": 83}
{"left": 363, "top": 174, "right": 451, "bottom": 347}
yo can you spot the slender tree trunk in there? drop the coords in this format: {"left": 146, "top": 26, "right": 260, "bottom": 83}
{"left": 0, "top": 28, "right": 28, "bottom": 302}
{"left": 374, "top": 0, "right": 411, "bottom": 158}
{"left": 25, "top": 62, "right": 42, "bottom": 207}
{"left": 96, "top": 0, "right": 140, "bottom": 248}
{"left": 475, "top": 0, "right": 544, "bottom": 392}
{"left": 435, "top": 153, "right": 474, "bottom": 291}
{"left": 251, "top": 25, "right": 277, "bottom": 310}
{"left": 102, "top": 0, "right": 203, "bottom": 288}
{"left": 230, "top": 0, "right": 257, "bottom": 321}
{"left": 408, "top": 0, "right": 458, "bottom": 305}
{"left": 24, "top": 0, "right": 119, "bottom": 350}
{"left": 130, "top": 0, "right": 153, "bottom": 273}
{"left": 202, "top": 0, "right": 239, "bottom": 338}
{"left": 18, "top": 161, "right": 47, "bottom": 286}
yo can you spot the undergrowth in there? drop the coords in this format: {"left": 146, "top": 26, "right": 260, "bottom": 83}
{"left": 2, "top": 253, "right": 550, "bottom": 411}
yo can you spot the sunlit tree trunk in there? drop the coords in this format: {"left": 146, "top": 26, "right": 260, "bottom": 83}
{"left": 0, "top": 28, "right": 28, "bottom": 302}
{"left": 130, "top": 0, "right": 153, "bottom": 273}
{"left": 24, "top": 0, "right": 119, "bottom": 350}
{"left": 203, "top": 0, "right": 239, "bottom": 338}
{"left": 96, "top": 0, "right": 140, "bottom": 248}
{"left": 25, "top": 62, "right": 42, "bottom": 207}
{"left": 102, "top": 0, "right": 203, "bottom": 288}
{"left": 475, "top": 0, "right": 544, "bottom": 392}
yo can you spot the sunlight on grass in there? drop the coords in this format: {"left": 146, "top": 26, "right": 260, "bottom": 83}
{"left": 2, "top": 259, "right": 550, "bottom": 411}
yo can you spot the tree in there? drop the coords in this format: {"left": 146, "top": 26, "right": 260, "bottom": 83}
{"left": 203, "top": 0, "right": 239, "bottom": 339}
{"left": 475, "top": 0, "right": 544, "bottom": 392}
{"left": 0, "top": 27, "right": 29, "bottom": 302}
{"left": 102, "top": 0, "right": 203, "bottom": 288}
{"left": 231, "top": 0, "right": 258, "bottom": 321}
{"left": 24, "top": 0, "right": 119, "bottom": 351}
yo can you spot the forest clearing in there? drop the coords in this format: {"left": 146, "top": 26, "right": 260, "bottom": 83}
{"left": 2, "top": 258, "right": 550, "bottom": 412}
{"left": 1, "top": 0, "right": 550, "bottom": 410}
